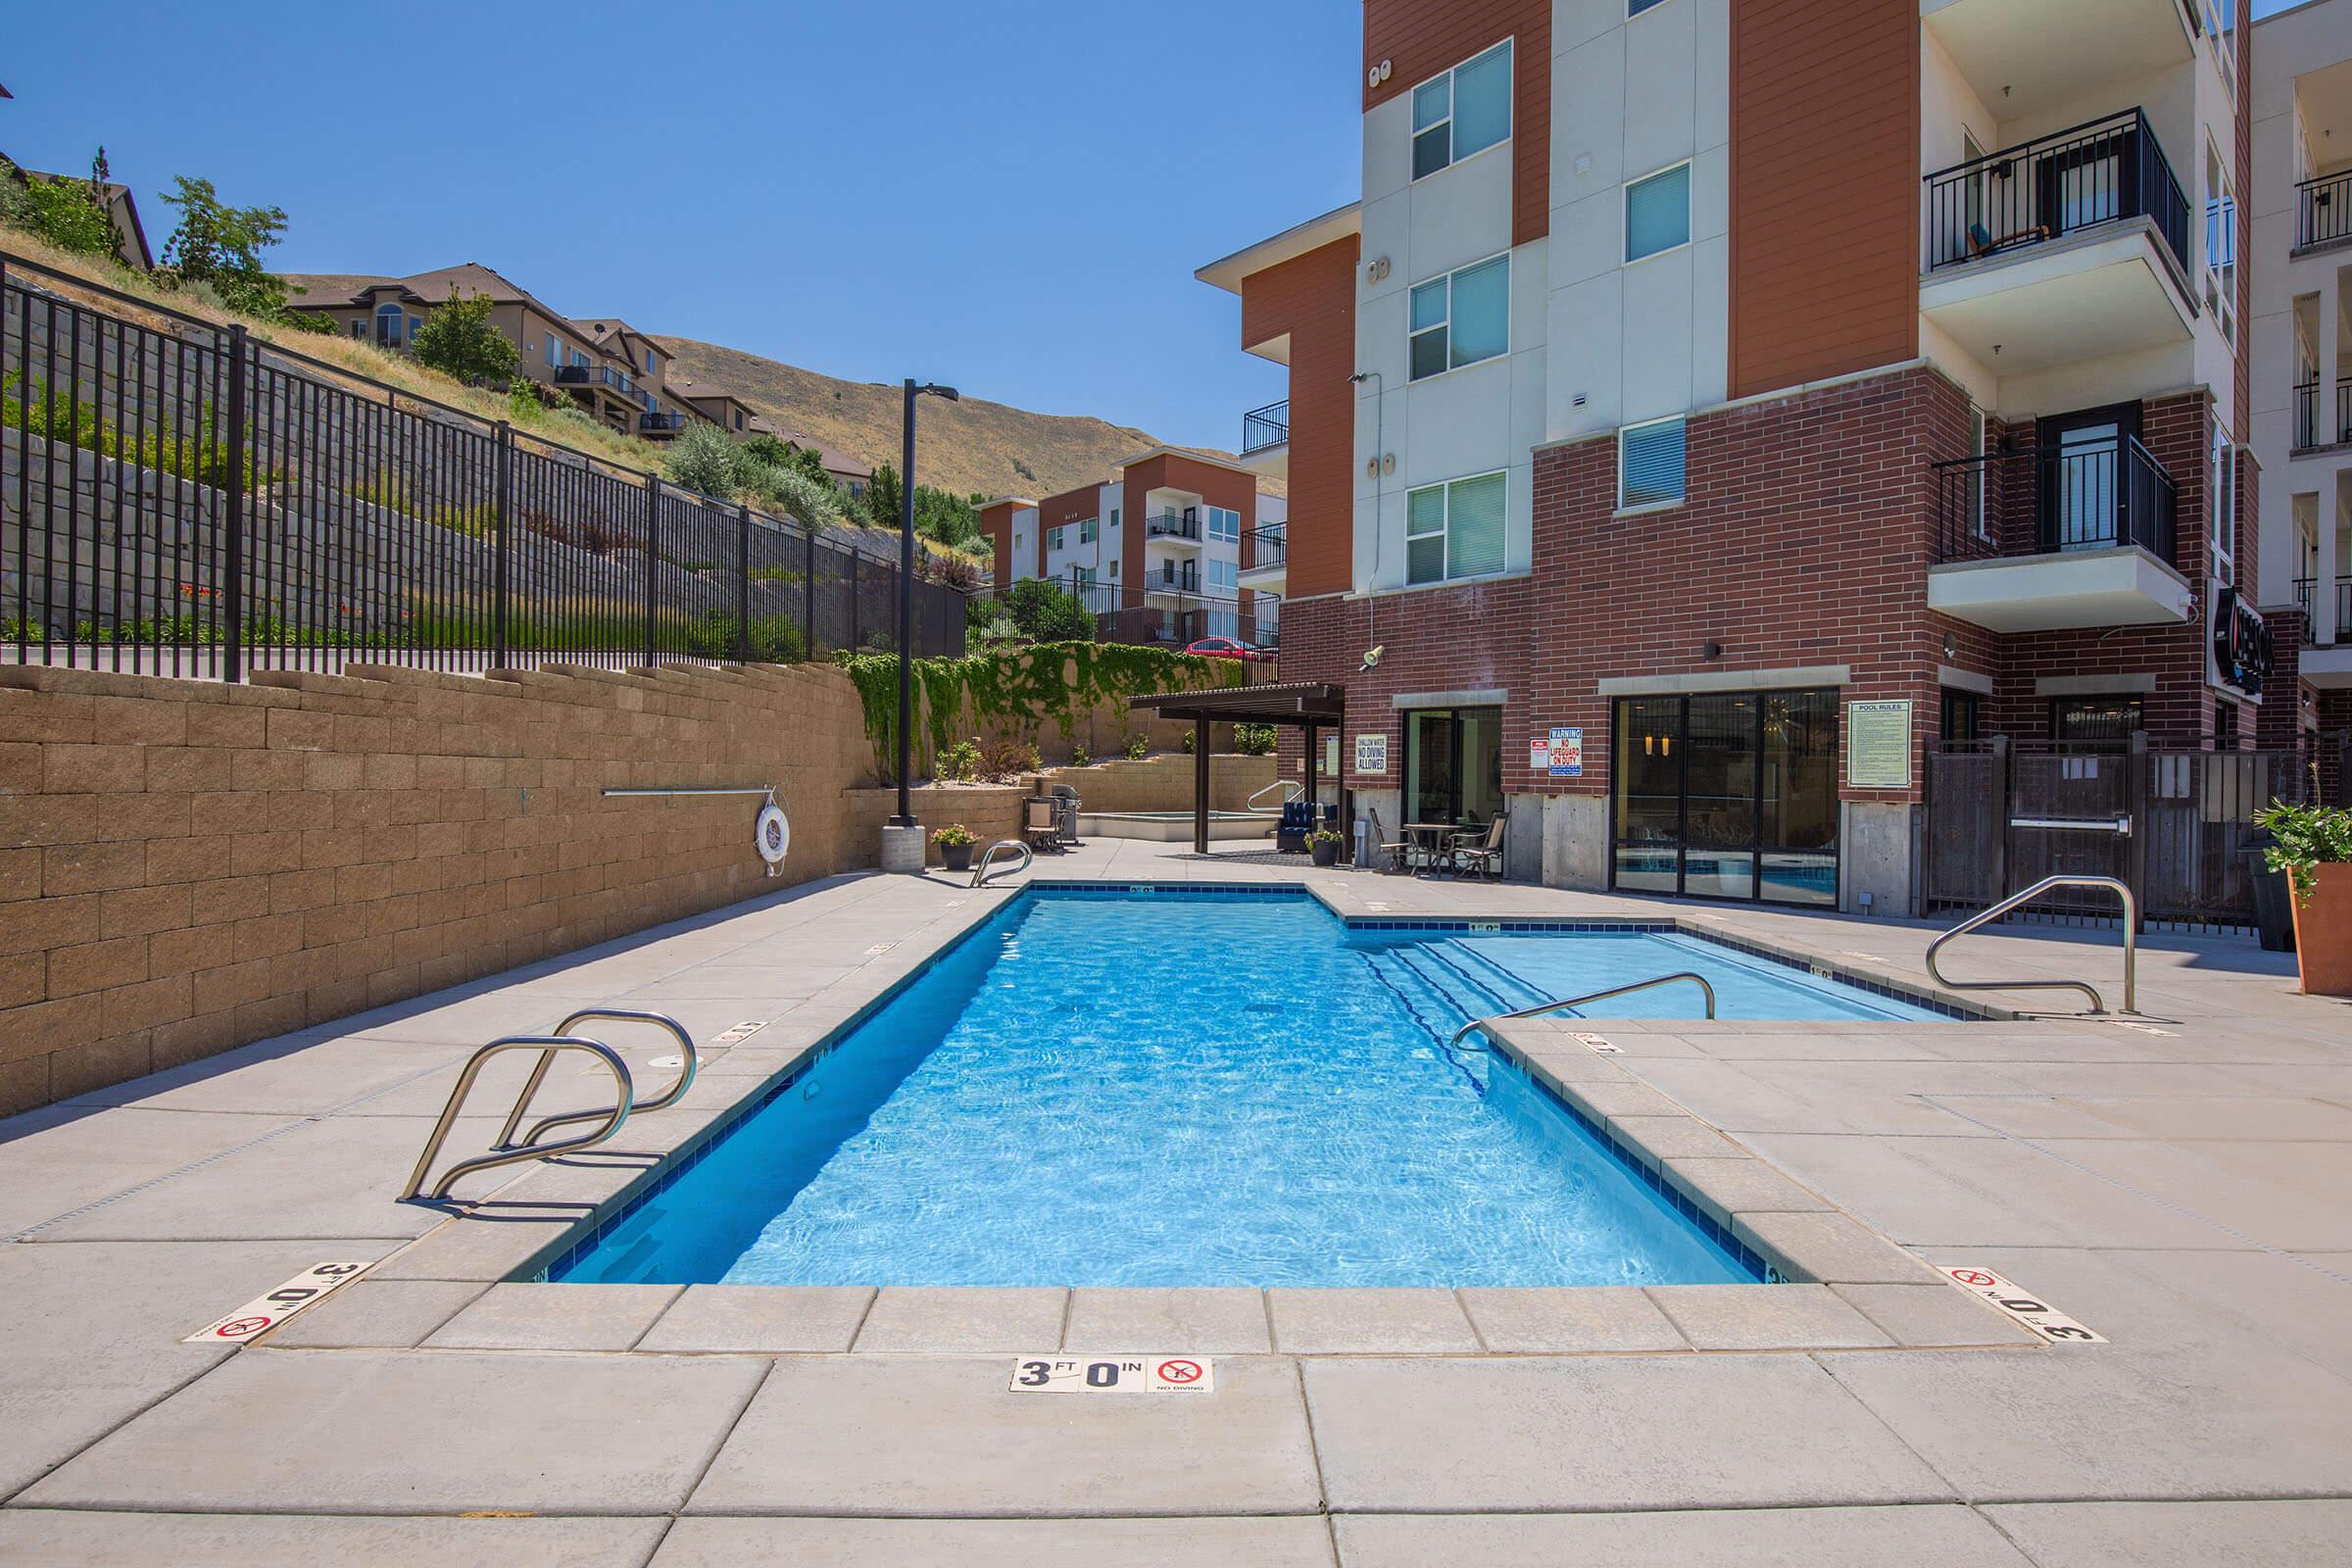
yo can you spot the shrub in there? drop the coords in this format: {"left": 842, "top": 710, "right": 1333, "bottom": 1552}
{"left": 3, "top": 371, "right": 270, "bottom": 492}
{"left": 411, "top": 287, "right": 520, "bottom": 387}
{"left": 679, "top": 608, "right": 806, "bottom": 664}
{"left": 665, "top": 420, "right": 744, "bottom": 500}
{"left": 743, "top": 461, "right": 848, "bottom": 529}
{"left": 923, "top": 554, "right": 981, "bottom": 594}
{"left": 1002, "top": 577, "right": 1093, "bottom": 643}
{"left": 4, "top": 151, "right": 120, "bottom": 261}
{"left": 1124, "top": 733, "right": 1149, "bottom": 761}
{"left": 1182, "top": 728, "right": 1196, "bottom": 756}
{"left": 2257, "top": 798, "right": 2352, "bottom": 904}
{"left": 937, "top": 738, "right": 982, "bottom": 783}
{"left": 1069, "top": 744, "right": 1091, "bottom": 767}
{"left": 1235, "top": 722, "right": 1277, "bottom": 756}
{"left": 978, "top": 734, "right": 1041, "bottom": 781}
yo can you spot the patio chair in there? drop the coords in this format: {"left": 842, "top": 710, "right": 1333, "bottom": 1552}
{"left": 1022, "top": 795, "right": 1061, "bottom": 854}
{"left": 1368, "top": 808, "right": 1418, "bottom": 875}
{"left": 1275, "top": 799, "right": 1315, "bottom": 855}
{"left": 1451, "top": 816, "right": 1506, "bottom": 881}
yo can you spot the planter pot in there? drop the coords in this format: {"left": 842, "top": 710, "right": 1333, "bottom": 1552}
{"left": 2289, "top": 862, "right": 2352, "bottom": 997}
{"left": 1310, "top": 840, "right": 1341, "bottom": 867}
{"left": 940, "top": 842, "right": 975, "bottom": 873}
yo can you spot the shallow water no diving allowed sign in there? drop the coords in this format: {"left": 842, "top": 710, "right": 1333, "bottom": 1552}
{"left": 1008, "top": 1355, "right": 1215, "bottom": 1394}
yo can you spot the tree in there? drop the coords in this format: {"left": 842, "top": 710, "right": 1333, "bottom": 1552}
{"left": 1, "top": 149, "right": 120, "bottom": 262}
{"left": 664, "top": 421, "right": 747, "bottom": 500}
{"left": 158, "top": 175, "right": 292, "bottom": 318}
{"left": 410, "top": 287, "right": 520, "bottom": 387}
{"left": 1003, "top": 577, "right": 1093, "bottom": 642}
{"left": 862, "top": 461, "right": 904, "bottom": 530}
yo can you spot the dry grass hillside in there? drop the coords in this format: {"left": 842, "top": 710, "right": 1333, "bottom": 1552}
{"left": 658, "top": 336, "right": 1265, "bottom": 501}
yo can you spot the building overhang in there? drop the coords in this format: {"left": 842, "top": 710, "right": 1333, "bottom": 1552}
{"left": 2301, "top": 644, "right": 2352, "bottom": 689}
{"left": 1921, "top": 0, "right": 2194, "bottom": 124}
{"left": 1194, "top": 203, "right": 1362, "bottom": 296}
{"left": 1238, "top": 561, "right": 1288, "bottom": 593}
{"left": 1927, "top": 546, "right": 2194, "bottom": 633}
{"left": 1919, "top": 221, "right": 2195, "bottom": 376}
{"left": 1238, "top": 440, "right": 1289, "bottom": 480}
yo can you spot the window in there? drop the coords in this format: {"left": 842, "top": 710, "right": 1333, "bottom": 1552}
{"left": 1941, "top": 689, "right": 1982, "bottom": 743}
{"left": 1626, "top": 162, "right": 1691, "bottom": 262}
{"left": 1411, "top": 41, "right": 1512, "bottom": 180}
{"left": 348, "top": 320, "right": 365, "bottom": 338}
{"left": 1205, "top": 506, "right": 1242, "bottom": 543}
{"left": 1209, "top": 559, "right": 1238, "bottom": 593}
{"left": 1630, "top": 0, "right": 1673, "bottom": 15}
{"left": 2052, "top": 696, "right": 2144, "bottom": 748}
{"left": 1072, "top": 564, "right": 1098, "bottom": 587}
{"left": 1407, "top": 254, "right": 1509, "bottom": 380}
{"left": 2210, "top": 415, "right": 2234, "bottom": 582}
{"left": 1105, "top": 559, "right": 1118, "bottom": 581}
{"left": 375, "top": 302, "right": 406, "bottom": 347}
{"left": 644, "top": 349, "right": 656, "bottom": 373}
{"left": 2204, "top": 0, "right": 2235, "bottom": 97}
{"left": 1047, "top": 525, "right": 1066, "bottom": 553}
{"left": 2205, "top": 143, "right": 2237, "bottom": 344}
{"left": 1404, "top": 470, "right": 1507, "bottom": 585}
{"left": 1619, "top": 416, "right": 1688, "bottom": 509}
{"left": 1109, "top": 507, "right": 1120, "bottom": 529}
{"left": 1078, "top": 516, "right": 1099, "bottom": 544}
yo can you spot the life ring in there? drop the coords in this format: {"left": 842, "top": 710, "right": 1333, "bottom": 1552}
{"left": 755, "top": 802, "right": 791, "bottom": 874}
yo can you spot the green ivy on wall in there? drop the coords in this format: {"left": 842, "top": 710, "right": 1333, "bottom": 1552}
{"left": 833, "top": 642, "right": 1246, "bottom": 779}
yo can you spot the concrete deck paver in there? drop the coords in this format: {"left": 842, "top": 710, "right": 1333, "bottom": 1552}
{"left": 1977, "top": 1499, "right": 2352, "bottom": 1565}
{"left": 423, "top": 1282, "right": 682, "bottom": 1350}
{"left": 0, "top": 1511, "right": 671, "bottom": 1567}
{"left": 1331, "top": 1503, "right": 2033, "bottom": 1566}
{"left": 17, "top": 1348, "right": 770, "bottom": 1515}
{"left": 0, "top": 1107, "right": 299, "bottom": 1238}
{"left": 1063, "top": 1287, "right": 1274, "bottom": 1352}
{"left": 1645, "top": 1283, "right": 1893, "bottom": 1350}
{"left": 851, "top": 1287, "right": 1069, "bottom": 1352}
{"left": 259, "top": 1278, "right": 487, "bottom": 1348}
{"left": 687, "top": 1354, "right": 1323, "bottom": 1517}
{"left": 1266, "top": 1288, "right": 1480, "bottom": 1353}
{"left": 637, "top": 1284, "right": 877, "bottom": 1353}
{"left": 1456, "top": 1286, "right": 1690, "bottom": 1353}
{"left": 652, "top": 1515, "right": 1339, "bottom": 1566}
{"left": 1301, "top": 1352, "right": 1954, "bottom": 1512}
{"left": 1830, "top": 1283, "right": 2041, "bottom": 1348}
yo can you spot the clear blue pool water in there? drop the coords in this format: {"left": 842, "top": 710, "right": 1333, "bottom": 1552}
{"left": 557, "top": 888, "right": 1946, "bottom": 1290}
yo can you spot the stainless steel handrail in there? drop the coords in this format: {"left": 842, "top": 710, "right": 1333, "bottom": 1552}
{"left": 970, "top": 839, "right": 1032, "bottom": 888}
{"left": 1925, "top": 873, "right": 2137, "bottom": 1014}
{"left": 1246, "top": 778, "right": 1304, "bottom": 814}
{"left": 402, "top": 1036, "right": 634, "bottom": 1202}
{"left": 497, "top": 1008, "right": 698, "bottom": 1150}
{"left": 1447, "top": 971, "right": 1718, "bottom": 1054}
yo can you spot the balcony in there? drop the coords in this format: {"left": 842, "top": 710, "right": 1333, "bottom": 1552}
{"left": 1921, "top": 0, "right": 2194, "bottom": 127}
{"left": 1239, "top": 399, "right": 1289, "bottom": 478}
{"left": 2295, "top": 576, "right": 2352, "bottom": 646}
{"left": 1926, "top": 436, "right": 2193, "bottom": 632}
{"left": 1150, "top": 561, "right": 1202, "bottom": 595}
{"left": 2294, "top": 380, "right": 2352, "bottom": 451}
{"left": 1144, "top": 512, "right": 1202, "bottom": 545}
{"left": 2298, "top": 170, "right": 2352, "bottom": 251}
{"left": 1919, "top": 110, "right": 2196, "bottom": 376}
{"left": 639, "top": 411, "right": 687, "bottom": 433}
{"left": 1239, "top": 524, "right": 1288, "bottom": 594}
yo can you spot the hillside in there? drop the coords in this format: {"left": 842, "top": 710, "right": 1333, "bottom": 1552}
{"left": 657, "top": 336, "right": 1256, "bottom": 501}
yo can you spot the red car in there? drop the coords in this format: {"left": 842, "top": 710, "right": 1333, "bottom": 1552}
{"left": 1184, "top": 636, "right": 1275, "bottom": 663}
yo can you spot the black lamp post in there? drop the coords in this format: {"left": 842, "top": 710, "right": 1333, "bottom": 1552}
{"left": 894, "top": 378, "right": 958, "bottom": 827}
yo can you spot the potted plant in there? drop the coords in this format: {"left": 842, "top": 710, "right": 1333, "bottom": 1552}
{"left": 2255, "top": 798, "right": 2352, "bottom": 996}
{"left": 932, "top": 822, "right": 978, "bottom": 873}
{"left": 1305, "top": 826, "right": 1345, "bottom": 868}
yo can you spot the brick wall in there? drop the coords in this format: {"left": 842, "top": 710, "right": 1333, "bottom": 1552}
{"left": 0, "top": 660, "right": 880, "bottom": 1115}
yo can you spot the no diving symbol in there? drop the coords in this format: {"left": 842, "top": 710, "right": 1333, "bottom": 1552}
{"left": 215, "top": 1316, "right": 270, "bottom": 1340}
{"left": 1158, "top": 1358, "right": 1203, "bottom": 1386}
{"left": 1949, "top": 1269, "right": 1998, "bottom": 1289}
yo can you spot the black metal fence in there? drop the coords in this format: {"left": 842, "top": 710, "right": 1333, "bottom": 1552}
{"left": 1, "top": 251, "right": 965, "bottom": 681}
{"left": 1922, "top": 108, "right": 2188, "bottom": 276}
{"left": 1931, "top": 436, "right": 2177, "bottom": 566}
{"left": 2298, "top": 168, "right": 2352, "bottom": 248}
{"left": 1925, "top": 738, "right": 2317, "bottom": 932}
{"left": 2291, "top": 378, "right": 2351, "bottom": 449}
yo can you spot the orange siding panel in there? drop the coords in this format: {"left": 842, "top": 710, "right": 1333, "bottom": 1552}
{"left": 1238, "top": 236, "right": 1359, "bottom": 602}
{"left": 1364, "top": 0, "right": 1549, "bottom": 249}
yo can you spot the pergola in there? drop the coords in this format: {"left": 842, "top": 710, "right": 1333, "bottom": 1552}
{"left": 1129, "top": 682, "right": 1348, "bottom": 854}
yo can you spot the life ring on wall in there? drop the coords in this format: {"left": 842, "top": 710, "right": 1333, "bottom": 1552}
{"left": 755, "top": 802, "right": 791, "bottom": 875}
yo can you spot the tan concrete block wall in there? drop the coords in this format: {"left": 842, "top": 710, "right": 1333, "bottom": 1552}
{"left": 1039, "top": 753, "right": 1279, "bottom": 813}
{"left": 0, "top": 660, "right": 877, "bottom": 1115}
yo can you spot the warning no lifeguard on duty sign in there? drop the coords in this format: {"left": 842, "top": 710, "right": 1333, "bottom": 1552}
{"left": 1009, "top": 1355, "right": 1215, "bottom": 1394}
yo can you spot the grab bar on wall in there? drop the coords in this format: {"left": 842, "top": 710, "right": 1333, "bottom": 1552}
{"left": 1446, "top": 971, "right": 1718, "bottom": 1055}
{"left": 1925, "top": 874, "right": 2136, "bottom": 1014}
{"left": 602, "top": 786, "right": 778, "bottom": 798}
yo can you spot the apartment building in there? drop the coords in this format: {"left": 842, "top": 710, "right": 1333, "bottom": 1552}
{"left": 978, "top": 448, "right": 1287, "bottom": 649}
{"left": 1198, "top": 0, "right": 2263, "bottom": 912}
{"left": 2253, "top": 0, "right": 2352, "bottom": 772}
{"left": 284, "top": 265, "right": 705, "bottom": 442}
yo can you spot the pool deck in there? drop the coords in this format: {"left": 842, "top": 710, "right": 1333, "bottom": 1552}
{"left": 4, "top": 837, "right": 2351, "bottom": 1564}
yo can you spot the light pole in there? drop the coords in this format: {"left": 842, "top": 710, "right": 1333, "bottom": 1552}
{"left": 894, "top": 378, "right": 958, "bottom": 830}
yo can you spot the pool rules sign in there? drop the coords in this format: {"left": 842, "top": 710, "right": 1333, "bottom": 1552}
{"left": 1009, "top": 1355, "right": 1215, "bottom": 1395}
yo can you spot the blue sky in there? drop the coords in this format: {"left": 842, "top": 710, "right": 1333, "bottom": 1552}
{"left": 4, "top": 0, "right": 1361, "bottom": 452}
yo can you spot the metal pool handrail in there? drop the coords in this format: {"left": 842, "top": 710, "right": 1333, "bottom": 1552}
{"left": 497, "top": 1008, "right": 699, "bottom": 1150}
{"left": 1925, "top": 873, "right": 2136, "bottom": 1014}
{"left": 971, "top": 839, "right": 1032, "bottom": 888}
{"left": 402, "top": 1035, "right": 634, "bottom": 1202}
{"left": 1246, "top": 778, "right": 1303, "bottom": 814}
{"left": 1446, "top": 971, "right": 1718, "bottom": 1055}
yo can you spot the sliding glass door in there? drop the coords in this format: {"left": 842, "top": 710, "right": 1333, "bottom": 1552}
{"left": 1610, "top": 690, "right": 1838, "bottom": 906}
{"left": 1402, "top": 707, "right": 1502, "bottom": 827}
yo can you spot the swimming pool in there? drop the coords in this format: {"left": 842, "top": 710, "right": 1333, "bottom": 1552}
{"left": 556, "top": 888, "right": 1947, "bottom": 1291}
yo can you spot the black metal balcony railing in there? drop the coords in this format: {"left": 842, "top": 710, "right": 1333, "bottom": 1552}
{"left": 1241, "top": 399, "right": 1290, "bottom": 455}
{"left": 2298, "top": 170, "right": 2352, "bottom": 248}
{"left": 1932, "top": 436, "right": 2178, "bottom": 566}
{"left": 639, "top": 411, "right": 686, "bottom": 432}
{"left": 1153, "top": 561, "right": 1201, "bottom": 593}
{"left": 1243, "top": 525, "right": 1287, "bottom": 570}
{"left": 1144, "top": 512, "right": 1201, "bottom": 542}
{"left": 1923, "top": 109, "right": 2189, "bottom": 278}
{"left": 2295, "top": 576, "right": 2352, "bottom": 644}
{"left": 2293, "top": 379, "right": 2352, "bottom": 448}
